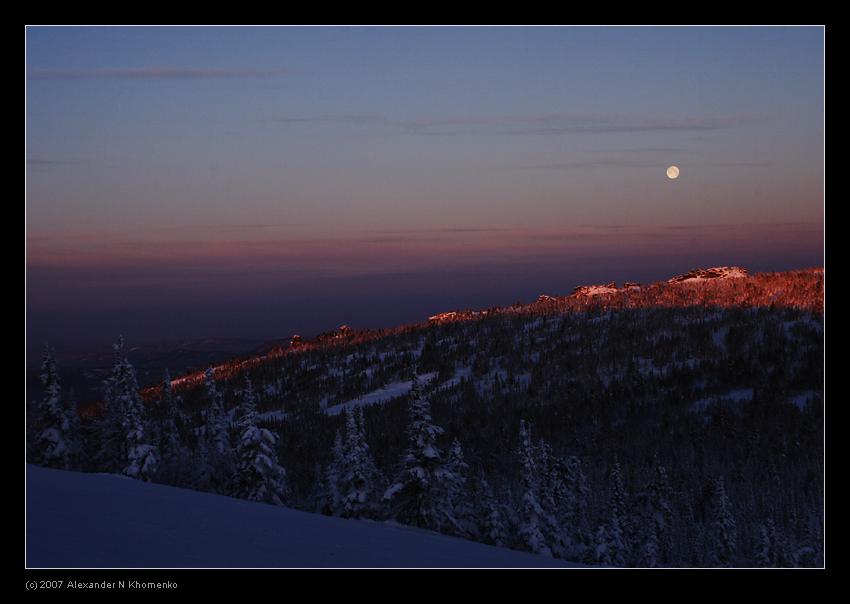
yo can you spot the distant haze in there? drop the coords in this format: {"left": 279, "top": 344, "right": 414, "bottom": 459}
{"left": 26, "top": 26, "right": 824, "bottom": 351}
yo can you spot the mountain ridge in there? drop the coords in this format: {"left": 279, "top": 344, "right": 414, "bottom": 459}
{"left": 137, "top": 266, "right": 823, "bottom": 400}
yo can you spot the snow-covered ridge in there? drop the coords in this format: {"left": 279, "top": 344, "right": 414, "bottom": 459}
{"left": 572, "top": 267, "right": 747, "bottom": 298}
{"left": 572, "top": 282, "right": 619, "bottom": 297}
{"left": 667, "top": 266, "right": 748, "bottom": 284}
{"left": 137, "top": 266, "right": 820, "bottom": 402}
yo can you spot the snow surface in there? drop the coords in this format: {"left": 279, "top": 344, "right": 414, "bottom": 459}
{"left": 256, "top": 410, "right": 287, "bottom": 423}
{"left": 690, "top": 388, "right": 754, "bottom": 414}
{"left": 325, "top": 372, "right": 438, "bottom": 416}
{"left": 788, "top": 391, "right": 821, "bottom": 411}
{"left": 27, "top": 465, "right": 576, "bottom": 568}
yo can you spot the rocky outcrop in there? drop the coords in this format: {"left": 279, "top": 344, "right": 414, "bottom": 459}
{"left": 668, "top": 267, "right": 748, "bottom": 284}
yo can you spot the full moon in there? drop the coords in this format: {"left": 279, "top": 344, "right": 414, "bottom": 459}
{"left": 666, "top": 165, "right": 680, "bottom": 179}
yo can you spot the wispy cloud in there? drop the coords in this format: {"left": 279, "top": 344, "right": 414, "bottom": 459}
{"left": 274, "top": 111, "right": 760, "bottom": 137}
{"left": 27, "top": 67, "right": 289, "bottom": 80}
{"left": 517, "top": 157, "right": 774, "bottom": 171}
{"left": 664, "top": 222, "right": 813, "bottom": 231}
{"left": 702, "top": 161, "right": 775, "bottom": 168}
{"left": 400, "top": 112, "right": 760, "bottom": 136}
{"left": 216, "top": 223, "right": 296, "bottom": 230}
{"left": 517, "top": 158, "right": 662, "bottom": 171}
{"left": 274, "top": 114, "right": 388, "bottom": 125}
{"left": 368, "top": 227, "right": 515, "bottom": 235}
{"left": 26, "top": 158, "right": 82, "bottom": 166}
{"left": 586, "top": 147, "right": 700, "bottom": 155}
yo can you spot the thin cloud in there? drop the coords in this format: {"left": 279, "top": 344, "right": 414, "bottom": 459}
{"left": 274, "top": 114, "right": 388, "bottom": 125}
{"left": 367, "top": 227, "right": 515, "bottom": 235}
{"left": 355, "top": 236, "right": 445, "bottom": 244}
{"left": 27, "top": 158, "right": 82, "bottom": 165}
{"left": 517, "top": 157, "right": 774, "bottom": 171}
{"left": 518, "top": 159, "right": 660, "bottom": 171}
{"left": 273, "top": 111, "right": 760, "bottom": 137}
{"left": 401, "top": 112, "right": 760, "bottom": 136}
{"left": 27, "top": 67, "right": 289, "bottom": 80}
{"left": 586, "top": 147, "right": 700, "bottom": 155}
{"left": 703, "top": 161, "right": 775, "bottom": 167}
{"left": 217, "top": 223, "right": 296, "bottom": 230}
{"left": 664, "top": 222, "right": 813, "bottom": 231}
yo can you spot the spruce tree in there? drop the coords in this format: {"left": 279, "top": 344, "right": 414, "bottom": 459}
{"left": 709, "top": 476, "right": 737, "bottom": 567}
{"left": 154, "top": 369, "right": 186, "bottom": 484}
{"left": 95, "top": 337, "right": 132, "bottom": 473}
{"left": 594, "top": 461, "right": 630, "bottom": 566}
{"left": 516, "top": 420, "right": 552, "bottom": 556}
{"left": 196, "top": 367, "right": 232, "bottom": 492}
{"left": 564, "top": 455, "right": 591, "bottom": 558}
{"left": 339, "top": 407, "right": 382, "bottom": 519}
{"left": 204, "top": 368, "right": 230, "bottom": 457}
{"left": 444, "top": 437, "right": 475, "bottom": 537}
{"left": 648, "top": 462, "right": 674, "bottom": 564}
{"left": 106, "top": 338, "right": 159, "bottom": 481}
{"left": 320, "top": 429, "right": 346, "bottom": 515}
{"left": 230, "top": 377, "right": 288, "bottom": 505}
{"left": 29, "top": 345, "right": 78, "bottom": 470}
{"left": 471, "top": 474, "right": 508, "bottom": 547}
{"left": 384, "top": 371, "right": 454, "bottom": 532}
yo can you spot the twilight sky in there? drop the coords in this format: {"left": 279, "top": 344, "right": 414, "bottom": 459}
{"left": 26, "top": 26, "right": 824, "bottom": 350}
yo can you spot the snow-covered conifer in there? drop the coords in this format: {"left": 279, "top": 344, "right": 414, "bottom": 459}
{"left": 516, "top": 420, "right": 552, "bottom": 556}
{"left": 564, "top": 455, "right": 591, "bottom": 557}
{"left": 339, "top": 407, "right": 382, "bottom": 518}
{"left": 154, "top": 369, "right": 187, "bottom": 484}
{"left": 709, "top": 476, "right": 737, "bottom": 567}
{"left": 384, "top": 371, "right": 454, "bottom": 532}
{"left": 320, "top": 428, "right": 346, "bottom": 515}
{"left": 444, "top": 437, "right": 475, "bottom": 537}
{"left": 471, "top": 474, "right": 508, "bottom": 547}
{"left": 230, "top": 377, "right": 288, "bottom": 505}
{"left": 204, "top": 367, "right": 230, "bottom": 456}
{"left": 30, "top": 345, "right": 78, "bottom": 469}
{"left": 102, "top": 337, "right": 159, "bottom": 481}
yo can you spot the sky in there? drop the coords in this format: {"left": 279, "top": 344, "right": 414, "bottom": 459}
{"left": 26, "top": 26, "right": 824, "bottom": 351}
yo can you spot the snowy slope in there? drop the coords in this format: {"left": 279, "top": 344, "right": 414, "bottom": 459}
{"left": 325, "top": 372, "right": 438, "bottom": 416}
{"left": 26, "top": 465, "right": 577, "bottom": 568}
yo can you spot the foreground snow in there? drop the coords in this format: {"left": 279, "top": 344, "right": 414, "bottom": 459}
{"left": 26, "top": 465, "right": 577, "bottom": 568}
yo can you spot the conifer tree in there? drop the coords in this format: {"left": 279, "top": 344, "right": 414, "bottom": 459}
{"left": 444, "top": 437, "right": 475, "bottom": 537}
{"left": 709, "top": 476, "right": 737, "bottom": 567}
{"left": 154, "top": 369, "right": 186, "bottom": 484}
{"left": 516, "top": 420, "right": 552, "bottom": 556}
{"left": 648, "top": 462, "right": 674, "bottom": 564}
{"left": 204, "top": 367, "right": 230, "bottom": 457}
{"left": 105, "top": 338, "right": 159, "bottom": 481}
{"left": 471, "top": 474, "right": 508, "bottom": 547}
{"left": 593, "top": 461, "right": 630, "bottom": 566}
{"left": 537, "top": 439, "right": 569, "bottom": 557}
{"left": 196, "top": 367, "right": 233, "bottom": 492}
{"left": 320, "top": 428, "right": 346, "bottom": 515}
{"left": 384, "top": 371, "right": 454, "bottom": 532}
{"left": 95, "top": 337, "right": 132, "bottom": 473}
{"left": 230, "top": 377, "right": 288, "bottom": 505}
{"left": 564, "top": 455, "right": 591, "bottom": 558}
{"left": 339, "top": 407, "right": 382, "bottom": 519}
{"left": 29, "top": 345, "right": 78, "bottom": 470}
